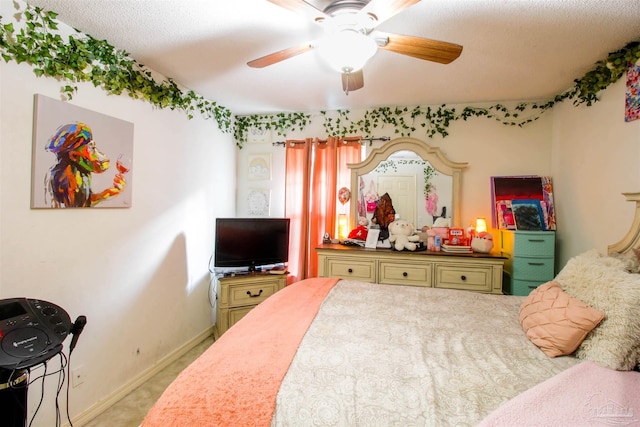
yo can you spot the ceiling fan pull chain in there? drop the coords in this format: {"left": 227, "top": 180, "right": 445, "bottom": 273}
{"left": 344, "top": 72, "right": 351, "bottom": 95}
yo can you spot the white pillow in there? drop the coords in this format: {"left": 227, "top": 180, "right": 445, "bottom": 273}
{"left": 555, "top": 250, "right": 640, "bottom": 370}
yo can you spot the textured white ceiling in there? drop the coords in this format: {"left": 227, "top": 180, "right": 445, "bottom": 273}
{"left": 22, "top": 0, "right": 640, "bottom": 115}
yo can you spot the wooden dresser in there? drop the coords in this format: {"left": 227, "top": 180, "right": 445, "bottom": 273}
{"left": 214, "top": 273, "right": 287, "bottom": 338}
{"left": 316, "top": 244, "right": 506, "bottom": 294}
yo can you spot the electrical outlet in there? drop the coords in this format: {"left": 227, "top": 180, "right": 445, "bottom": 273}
{"left": 72, "top": 366, "right": 85, "bottom": 388}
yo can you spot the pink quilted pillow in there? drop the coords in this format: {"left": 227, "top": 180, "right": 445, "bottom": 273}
{"left": 519, "top": 281, "right": 605, "bottom": 357}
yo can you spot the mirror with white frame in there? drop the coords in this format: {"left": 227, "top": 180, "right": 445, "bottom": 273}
{"left": 349, "top": 137, "right": 468, "bottom": 230}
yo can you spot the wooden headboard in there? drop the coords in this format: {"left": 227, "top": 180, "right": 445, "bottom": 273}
{"left": 608, "top": 192, "right": 640, "bottom": 255}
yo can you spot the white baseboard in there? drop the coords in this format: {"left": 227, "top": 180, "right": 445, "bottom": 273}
{"left": 69, "top": 326, "right": 214, "bottom": 426}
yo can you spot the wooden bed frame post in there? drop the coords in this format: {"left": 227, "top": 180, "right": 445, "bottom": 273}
{"left": 607, "top": 192, "right": 640, "bottom": 255}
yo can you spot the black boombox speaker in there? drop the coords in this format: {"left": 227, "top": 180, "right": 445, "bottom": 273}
{"left": 0, "top": 298, "right": 73, "bottom": 369}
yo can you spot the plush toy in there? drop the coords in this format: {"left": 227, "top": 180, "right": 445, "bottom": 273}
{"left": 388, "top": 219, "right": 421, "bottom": 251}
{"left": 348, "top": 216, "right": 369, "bottom": 240}
{"left": 471, "top": 231, "right": 494, "bottom": 253}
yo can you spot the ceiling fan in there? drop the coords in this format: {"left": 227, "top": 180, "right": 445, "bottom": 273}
{"left": 247, "top": 0, "right": 463, "bottom": 94}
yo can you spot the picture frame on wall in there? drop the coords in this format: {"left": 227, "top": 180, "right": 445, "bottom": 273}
{"left": 511, "top": 199, "right": 545, "bottom": 231}
{"left": 247, "top": 154, "right": 271, "bottom": 181}
{"left": 247, "top": 126, "right": 271, "bottom": 144}
{"left": 31, "top": 94, "right": 134, "bottom": 209}
{"left": 247, "top": 188, "right": 271, "bottom": 216}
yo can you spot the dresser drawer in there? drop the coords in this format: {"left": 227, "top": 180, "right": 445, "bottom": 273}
{"left": 227, "top": 281, "right": 280, "bottom": 307}
{"left": 434, "top": 264, "right": 494, "bottom": 293}
{"left": 227, "top": 306, "right": 253, "bottom": 328}
{"left": 326, "top": 259, "right": 376, "bottom": 282}
{"left": 511, "top": 279, "right": 547, "bottom": 296}
{"left": 379, "top": 261, "right": 431, "bottom": 287}
{"left": 512, "top": 231, "right": 555, "bottom": 257}
{"left": 512, "top": 256, "right": 554, "bottom": 280}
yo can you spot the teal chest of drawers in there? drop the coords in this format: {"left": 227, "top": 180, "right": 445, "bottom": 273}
{"left": 500, "top": 230, "right": 555, "bottom": 296}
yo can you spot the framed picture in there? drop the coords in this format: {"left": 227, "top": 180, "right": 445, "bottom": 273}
{"left": 247, "top": 189, "right": 271, "bottom": 216}
{"left": 496, "top": 200, "right": 516, "bottom": 230}
{"left": 490, "top": 175, "right": 556, "bottom": 230}
{"left": 31, "top": 94, "right": 134, "bottom": 208}
{"left": 247, "top": 126, "right": 271, "bottom": 144}
{"left": 511, "top": 199, "right": 545, "bottom": 231}
{"left": 247, "top": 154, "right": 271, "bottom": 181}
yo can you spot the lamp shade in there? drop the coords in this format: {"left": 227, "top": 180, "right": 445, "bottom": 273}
{"left": 338, "top": 213, "right": 349, "bottom": 239}
{"left": 317, "top": 30, "right": 377, "bottom": 73}
{"left": 475, "top": 218, "right": 488, "bottom": 234}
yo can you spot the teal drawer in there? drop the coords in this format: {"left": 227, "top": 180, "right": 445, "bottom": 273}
{"left": 513, "top": 231, "right": 555, "bottom": 257}
{"left": 512, "top": 256, "right": 554, "bottom": 280}
{"left": 512, "top": 279, "right": 547, "bottom": 296}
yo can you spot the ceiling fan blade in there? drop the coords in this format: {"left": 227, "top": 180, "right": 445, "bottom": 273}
{"left": 267, "top": 0, "right": 328, "bottom": 22}
{"left": 341, "top": 70, "right": 364, "bottom": 94}
{"left": 247, "top": 43, "right": 313, "bottom": 68}
{"left": 360, "top": 0, "right": 421, "bottom": 25}
{"left": 376, "top": 32, "right": 463, "bottom": 64}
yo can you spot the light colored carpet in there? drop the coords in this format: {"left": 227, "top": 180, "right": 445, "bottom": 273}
{"left": 84, "top": 336, "right": 214, "bottom": 427}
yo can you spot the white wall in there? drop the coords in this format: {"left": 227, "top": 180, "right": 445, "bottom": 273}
{"left": 237, "top": 82, "right": 640, "bottom": 274}
{"left": 236, "top": 107, "right": 554, "bottom": 237}
{"left": 551, "top": 78, "right": 640, "bottom": 266}
{"left": 0, "top": 53, "right": 236, "bottom": 425}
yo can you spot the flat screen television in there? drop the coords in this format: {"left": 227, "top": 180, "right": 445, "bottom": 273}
{"left": 214, "top": 218, "right": 290, "bottom": 272}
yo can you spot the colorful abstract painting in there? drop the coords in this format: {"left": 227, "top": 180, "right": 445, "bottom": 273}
{"left": 31, "top": 94, "right": 134, "bottom": 208}
{"left": 625, "top": 62, "right": 640, "bottom": 122}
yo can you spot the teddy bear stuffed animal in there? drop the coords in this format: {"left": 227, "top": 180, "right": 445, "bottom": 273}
{"left": 388, "top": 219, "right": 421, "bottom": 251}
{"left": 348, "top": 216, "right": 369, "bottom": 240}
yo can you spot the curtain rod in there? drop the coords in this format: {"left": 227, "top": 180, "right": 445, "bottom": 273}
{"left": 272, "top": 136, "right": 390, "bottom": 147}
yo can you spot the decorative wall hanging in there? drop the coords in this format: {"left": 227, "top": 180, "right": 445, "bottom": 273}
{"left": 247, "top": 154, "right": 271, "bottom": 180}
{"left": 625, "top": 61, "right": 640, "bottom": 122}
{"left": 247, "top": 189, "right": 271, "bottom": 216}
{"left": 247, "top": 126, "right": 271, "bottom": 144}
{"left": 31, "top": 94, "right": 134, "bottom": 208}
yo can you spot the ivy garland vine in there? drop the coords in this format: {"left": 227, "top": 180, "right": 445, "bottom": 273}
{"left": 0, "top": 5, "right": 233, "bottom": 132}
{"left": 423, "top": 165, "right": 436, "bottom": 198}
{"left": 231, "top": 39, "right": 639, "bottom": 145}
{"left": 1, "top": 4, "right": 639, "bottom": 148}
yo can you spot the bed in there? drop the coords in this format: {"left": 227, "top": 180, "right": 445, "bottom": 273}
{"left": 142, "top": 193, "right": 640, "bottom": 427}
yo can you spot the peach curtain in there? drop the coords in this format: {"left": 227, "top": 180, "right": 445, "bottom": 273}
{"left": 285, "top": 137, "right": 361, "bottom": 282}
{"left": 284, "top": 138, "right": 312, "bottom": 284}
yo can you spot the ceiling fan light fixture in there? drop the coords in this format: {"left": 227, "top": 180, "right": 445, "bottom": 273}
{"left": 317, "top": 30, "right": 377, "bottom": 73}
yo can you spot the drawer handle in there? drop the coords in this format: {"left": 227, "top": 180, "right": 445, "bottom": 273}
{"left": 246, "top": 289, "right": 263, "bottom": 298}
{"left": 402, "top": 272, "right": 408, "bottom": 277}
{"left": 528, "top": 262, "right": 545, "bottom": 266}
{"left": 348, "top": 268, "right": 353, "bottom": 273}
{"left": 460, "top": 275, "right": 467, "bottom": 281}
{"left": 528, "top": 239, "right": 545, "bottom": 242}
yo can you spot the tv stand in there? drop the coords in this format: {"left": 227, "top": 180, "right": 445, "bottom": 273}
{"left": 214, "top": 273, "right": 287, "bottom": 338}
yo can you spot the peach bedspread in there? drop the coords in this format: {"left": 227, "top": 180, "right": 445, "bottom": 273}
{"left": 142, "top": 277, "right": 339, "bottom": 427}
